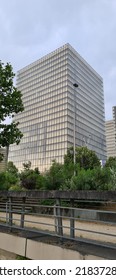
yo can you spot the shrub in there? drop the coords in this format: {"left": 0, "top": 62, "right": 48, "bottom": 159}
{"left": 93, "top": 167, "right": 112, "bottom": 190}
{"left": 71, "top": 169, "right": 94, "bottom": 190}
{"left": 9, "top": 185, "right": 23, "bottom": 191}
{"left": 0, "top": 171, "right": 19, "bottom": 190}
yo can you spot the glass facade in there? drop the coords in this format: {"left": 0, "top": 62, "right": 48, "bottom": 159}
{"left": 9, "top": 44, "right": 106, "bottom": 172}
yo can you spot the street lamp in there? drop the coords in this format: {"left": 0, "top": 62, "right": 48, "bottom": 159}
{"left": 83, "top": 134, "right": 91, "bottom": 148}
{"left": 73, "top": 83, "right": 78, "bottom": 176}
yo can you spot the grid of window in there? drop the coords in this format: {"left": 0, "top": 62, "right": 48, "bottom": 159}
{"left": 66, "top": 47, "right": 106, "bottom": 160}
{"left": 9, "top": 44, "right": 106, "bottom": 171}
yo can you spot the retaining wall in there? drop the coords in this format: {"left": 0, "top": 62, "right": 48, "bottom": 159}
{"left": 0, "top": 231, "right": 116, "bottom": 260}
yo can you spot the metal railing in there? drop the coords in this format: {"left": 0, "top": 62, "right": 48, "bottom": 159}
{"left": 0, "top": 198, "right": 116, "bottom": 246}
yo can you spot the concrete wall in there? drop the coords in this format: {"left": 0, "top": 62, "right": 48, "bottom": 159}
{"left": 26, "top": 239, "right": 103, "bottom": 260}
{"left": 0, "top": 190, "right": 116, "bottom": 201}
{"left": 0, "top": 232, "right": 26, "bottom": 256}
{"left": 74, "top": 209, "right": 116, "bottom": 222}
{"left": 0, "top": 232, "right": 110, "bottom": 260}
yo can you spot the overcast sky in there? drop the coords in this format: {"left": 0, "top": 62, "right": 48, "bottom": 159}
{"left": 0, "top": 0, "right": 116, "bottom": 120}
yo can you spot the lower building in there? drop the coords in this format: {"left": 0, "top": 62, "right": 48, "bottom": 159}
{"left": 0, "top": 148, "right": 7, "bottom": 171}
{"left": 105, "top": 106, "right": 116, "bottom": 158}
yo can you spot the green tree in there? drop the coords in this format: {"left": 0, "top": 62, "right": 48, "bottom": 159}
{"left": 20, "top": 162, "right": 41, "bottom": 190}
{"left": 63, "top": 162, "right": 76, "bottom": 179}
{"left": 64, "top": 146, "right": 100, "bottom": 170}
{"left": 71, "top": 169, "right": 94, "bottom": 190}
{"left": 45, "top": 160, "right": 64, "bottom": 189}
{"left": 7, "top": 161, "right": 18, "bottom": 176}
{"left": 22, "top": 161, "right": 31, "bottom": 171}
{"left": 0, "top": 161, "right": 19, "bottom": 190}
{"left": 61, "top": 167, "right": 112, "bottom": 191}
{"left": 105, "top": 157, "right": 116, "bottom": 168}
{"left": 0, "top": 171, "right": 19, "bottom": 190}
{"left": 0, "top": 61, "right": 24, "bottom": 160}
{"left": 93, "top": 167, "right": 112, "bottom": 190}
{"left": 105, "top": 157, "right": 116, "bottom": 189}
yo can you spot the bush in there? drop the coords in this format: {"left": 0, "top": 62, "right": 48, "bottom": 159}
{"left": 60, "top": 179, "right": 73, "bottom": 190}
{"left": 60, "top": 167, "right": 112, "bottom": 191}
{"left": 93, "top": 167, "right": 112, "bottom": 190}
{"left": 7, "top": 161, "right": 19, "bottom": 177}
{"left": 9, "top": 185, "right": 23, "bottom": 191}
{"left": 71, "top": 169, "right": 94, "bottom": 190}
{"left": 0, "top": 171, "right": 19, "bottom": 190}
{"left": 105, "top": 157, "right": 116, "bottom": 168}
{"left": 20, "top": 170, "right": 39, "bottom": 189}
{"left": 0, "top": 172, "right": 8, "bottom": 190}
{"left": 35, "top": 175, "right": 50, "bottom": 190}
{"left": 45, "top": 160, "right": 65, "bottom": 190}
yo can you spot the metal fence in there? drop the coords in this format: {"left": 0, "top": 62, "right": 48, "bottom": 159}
{"left": 0, "top": 197, "right": 116, "bottom": 245}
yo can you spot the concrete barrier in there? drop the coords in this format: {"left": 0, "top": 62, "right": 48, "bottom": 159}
{"left": 26, "top": 239, "right": 103, "bottom": 260}
{"left": 74, "top": 209, "right": 116, "bottom": 222}
{"left": 0, "top": 232, "right": 26, "bottom": 256}
{"left": 0, "top": 231, "right": 115, "bottom": 260}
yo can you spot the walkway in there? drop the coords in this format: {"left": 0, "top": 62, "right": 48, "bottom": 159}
{"left": 0, "top": 212, "right": 116, "bottom": 244}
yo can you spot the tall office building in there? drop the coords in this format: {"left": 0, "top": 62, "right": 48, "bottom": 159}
{"left": 105, "top": 106, "right": 116, "bottom": 158}
{"left": 9, "top": 44, "right": 106, "bottom": 171}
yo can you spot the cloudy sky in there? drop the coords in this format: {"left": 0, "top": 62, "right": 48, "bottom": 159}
{"left": 0, "top": 0, "right": 116, "bottom": 120}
